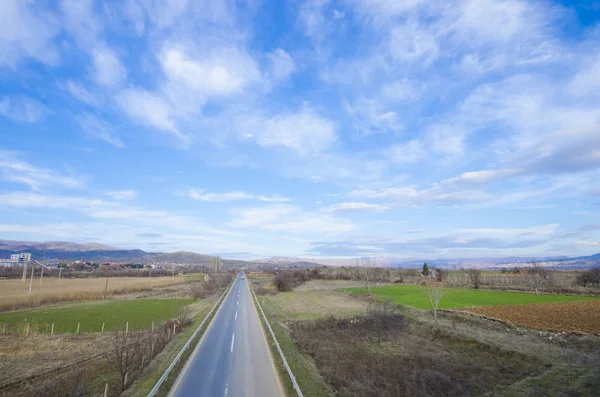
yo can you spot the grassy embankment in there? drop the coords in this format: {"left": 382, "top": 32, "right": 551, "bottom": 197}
{"left": 255, "top": 288, "right": 369, "bottom": 397}
{"left": 0, "top": 299, "right": 193, "bottom": 334}
{"left": 254, "top": 279, "right": 600, "bottom": 397}
{"left": 345, "top": 284, "right": 600, "bottom": 308}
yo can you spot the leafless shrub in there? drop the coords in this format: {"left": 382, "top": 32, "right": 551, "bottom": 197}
{"left": 577, "top": 268, "right": 600, "bottom": 288}
{"left": 351, "top": 258, "right": 388, "bottom": 295}
{"left": 467, "top": 269, "right": 482, "bottom": 289}
{"left": 255, "top": 286, "right": 277, "bottom": 295}
{"left": 35, "top": 368, "right": 88, "bottom": 397}
{"left": 108, "top": 330, "right": 143, "bottom": 391}
{"left": 425, "top": 282, "right": 444, "bottom": 324}
{"left": 190, "top": 280, "right": 217, "bottom": 299}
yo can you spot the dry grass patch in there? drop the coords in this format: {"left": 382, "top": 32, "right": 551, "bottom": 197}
{"left": 0, "top": 277, "right": 183, "bottom": 312}
{"left": 0, "top": 333, "right": 113, "bottom": 393}
{"left": 261, "top": 290, "right": 369, "bottom": 320}
{"left": 291, "top": 312, "right": 543, "bottom": 397}
{"left": 293, "top": 280, "right": 365, "bottom": 291}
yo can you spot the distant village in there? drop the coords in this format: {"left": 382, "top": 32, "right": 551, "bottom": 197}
{"left": 0, "top": 252, "right": 210, "bottom": 273}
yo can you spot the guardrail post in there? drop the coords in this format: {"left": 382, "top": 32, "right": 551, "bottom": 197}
{"left": 250, "top": 286, "right": 304, "bottom": 397}
{"left": 146, "top": 285, "right": 231, "bottom": 397}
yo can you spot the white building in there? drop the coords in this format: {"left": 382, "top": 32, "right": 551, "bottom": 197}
{"left": 11, "top": 253, "right": 31, "bottom": 264}
{"left": 0, "top": 259, "right": 18, "bottom": 267}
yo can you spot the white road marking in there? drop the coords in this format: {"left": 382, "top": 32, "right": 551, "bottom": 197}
{"left": 230, "top": 333, "right": 235, "bottom": 352}
{"left": 235, "top": 311, "right": 238, "bottom": 320}
{"left": 224, "top": 384, "right": 228, "bottom": 397}
{"left": 237, "top": 300, "right": 239, "bottom": 306}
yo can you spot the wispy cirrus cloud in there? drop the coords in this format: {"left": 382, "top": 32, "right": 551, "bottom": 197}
{"left": 188, "top": 189, "right": 291, "bottom": 203}
{"left": 0, "top": 152, "right": 85, "bottom": 190}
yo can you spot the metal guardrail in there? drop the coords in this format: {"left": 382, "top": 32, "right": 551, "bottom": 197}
{"left": 250, "top": 287, "right": 304, "bottom": 397}
{"left": 147, "top": 286, "right": 229, "bottom": 397}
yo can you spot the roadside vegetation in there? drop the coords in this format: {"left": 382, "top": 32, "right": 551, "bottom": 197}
{"left": 0, "top": 272, "right": 231, "bottom": 397}
{"left": 248, "top": 268, "right": 600, "bottom": 397}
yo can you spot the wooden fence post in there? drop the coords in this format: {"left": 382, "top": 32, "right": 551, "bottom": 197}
{"left": 125, "top": 321, "right": 129, "bottom": 334}
{"left": 101, "top": 322, "right": 105, "bottom": 333}
{"left": 104, "top": 383, "right": 108, "bottom": 397}
{"left": 51, "top": 323, "right": 54, "bottom": 335}
{"left": 76, "top": 323, "right": 80, "bottom": 335}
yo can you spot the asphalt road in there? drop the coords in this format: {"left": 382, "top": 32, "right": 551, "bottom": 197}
{"left": 169, "top": 272, "right": 283, "bottom": 397}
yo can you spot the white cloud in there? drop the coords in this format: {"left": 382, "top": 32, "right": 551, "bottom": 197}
{"left": 344, "top": 97, "right": 402, "bottom": 136}
{"left": 229, "top": 204, "right": 354, "bottom": 234}
{"left": 160, "top": 45, "right": 260, "bottom": 97}
{"left": 60, "top": 0, "right": 102, "bottom": 46}
{"left": 458, "top": 224, "right": 558, "bottom": 237}
{"left": 298, "top": 0, "right": 329, "bottom": 39}
{"left": 246, "top": 103, "right": 336, "bottom": 154}
{"left": 188, "top": 189, "right": 292, "bottom": 203}
{"left": 0, "top": 96, "right": 46, "bottom": 123}
{"left": 516, "top": 126, "right": 600, "bottom": 174}
{"left": 64, "top": 81, "right": 100, "bottom": 107}
{"left": 380, "top": 78, "right": 422, "bottom": 102}
{"left": 268, "top": 48, "right": 296, "bottom": 80}
{"left": 116, "top": 88, "right": 188, "bottom": 143}
{"left": 348, "top": 184, "right": 489, "bottom": 207}
{"left": 570, "top": 55, "right": 600, "bottom": 97}
{"left": 440, "top": 169, "right": 520, "bottom": 186}
{"left": 75, "top": 113, "right": 124, "bottom": 148}
{"left": 0, "top": 0, "right": 60, "bottom": 67}
{"left": 425, "top": 124, "right": 467, "bottom": 156}
{"left": 574, "top": 241, "right": 600, "bottom": 246}
{"left": 91, "top": 46, "right": 127, "bottom": 87}
{"left": 105, "top": 190, "right": 137, "bottom": 200}
{"left": 387, "top": 139, "right": 424, "bottom": 163}
{"left": 322, "top": 202, "right": 391, "bottom": 213}
{"left": 387, "top": 22, "right": 439, "bottom": 65}
{"left": 0, "top": 152, "right": 85, "bottom": 190}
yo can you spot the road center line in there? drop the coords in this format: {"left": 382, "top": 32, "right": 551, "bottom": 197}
{"left": 237, "top": 299, "right": 239, "bottom": 306}
{"left": 235, "top": 311, "right": 238, "bottom": 320}
{"left": 230, "top": 333, "right": 235, "bottom": 352}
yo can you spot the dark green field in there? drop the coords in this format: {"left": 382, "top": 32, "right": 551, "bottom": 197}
{"left": 0, "top": 299, "right": 193, "bottom": 333}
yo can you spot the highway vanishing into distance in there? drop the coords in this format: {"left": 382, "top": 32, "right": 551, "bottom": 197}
{"left": 169, "top": 272, "right": 283, "bottom": 397}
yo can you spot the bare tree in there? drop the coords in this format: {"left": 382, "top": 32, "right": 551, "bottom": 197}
{"left": 425, "top": 282, "right": 444, "bottom": 324}
{"left": 467, "top": 269, "right": 482, "bottom": 289}
{"left": 108, "top": 331, "right": 142, "bottom": 391}
{"left": 351, "top": 258, "right": 387, "bottom": 296}
{"left": 526, "top": 263, "right": 550, "bottom": 295}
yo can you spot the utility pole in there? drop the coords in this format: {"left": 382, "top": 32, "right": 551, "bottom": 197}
{"left": 22, "top": 259, "right": 27, "bottom": 282}
{"left": 39, "top": 247, "right": 46, "bottom": 286}
{"left": 58, "top": 265, "right": 62, "bottom": 284}
{"left": 28, "top": 266, "right": 34, "bottom": 295}
{"left": 104, "top": 276, "right": 109, "bottom": 300}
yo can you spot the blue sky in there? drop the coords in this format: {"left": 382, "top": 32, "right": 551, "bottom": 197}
{"left": 1, "top": 0, "right": 600, "bottom": 260}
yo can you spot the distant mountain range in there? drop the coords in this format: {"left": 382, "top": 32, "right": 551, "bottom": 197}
{"left": 1, "top": 240, "right": 598, "bottom": 269}
{"left": 257, "top": 254, "right": 600, "bottom": 270}
{"left": 0, "top": 240, "right": 238, "bottom": 266}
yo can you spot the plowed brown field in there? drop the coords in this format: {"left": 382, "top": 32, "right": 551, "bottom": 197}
{"left": 463, "top": 300, "right": 600, "bottom": 333}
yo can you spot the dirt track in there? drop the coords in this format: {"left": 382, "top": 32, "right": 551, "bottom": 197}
{"left": 464, "top": 300, "right": 600, "bottom": 333}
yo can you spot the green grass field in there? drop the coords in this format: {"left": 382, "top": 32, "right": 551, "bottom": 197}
{"left": 0, "top": 299, "right": 193, "bottom": 334}
{"left": 344, "top": 285, "right": 600, "bottom": 309}
{"left": 184, "top": 273, "right": 207, "bottom": 281}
